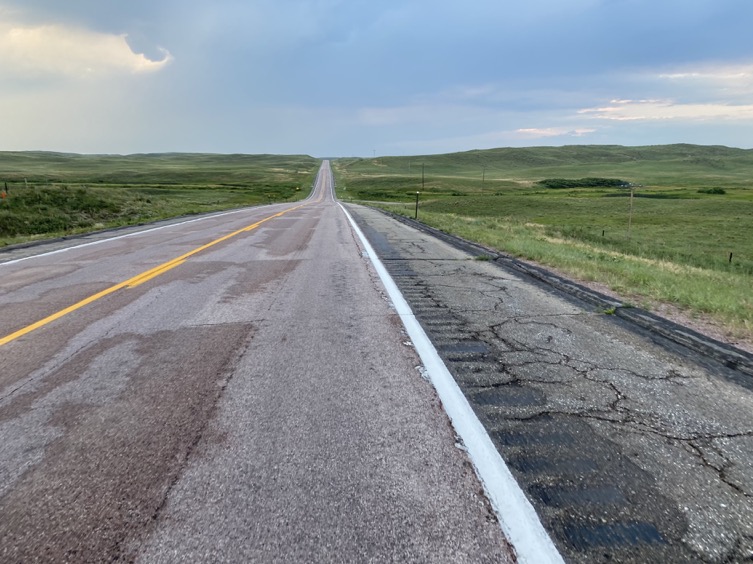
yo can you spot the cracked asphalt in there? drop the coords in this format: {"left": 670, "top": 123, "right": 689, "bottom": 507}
{"left": 0, "top": 164, "right": 515, "bottom": 563}
{"left": 347, "top": 203, "right": 753, "bottom": 563}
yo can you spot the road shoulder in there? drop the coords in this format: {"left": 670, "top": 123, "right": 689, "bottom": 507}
{"left": 346, "top": 202, "right": 753, "bottom": 563}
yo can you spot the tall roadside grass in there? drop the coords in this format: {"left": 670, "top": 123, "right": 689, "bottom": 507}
{"left": 375, "top": 206, "right": 753, "bottom": 342}
{"left": 334, "top": 146, "right": 753, "bottom": 342}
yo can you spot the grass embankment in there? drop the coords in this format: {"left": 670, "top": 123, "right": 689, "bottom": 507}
{"left": 334, "top": 144, "right": 753, "bottom": 342}
{"left": 0, "top": 152, "right": 319, "bottom": 246}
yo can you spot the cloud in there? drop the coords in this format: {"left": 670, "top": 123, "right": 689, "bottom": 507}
{"left": 655, "top": 62, "right": 753, "bottom": 102}
{"left": 515, "top": 127, "right": 596, "bottom": 139}
{"left": 579, "top": 99, "right": 753, "bottom": 122}
{"left": 0, "top": 22, "right": 172, "bottom": 78}
{"left": 2, "top": 1, "right": 753, "bottom": 154}
{"left": 658, "top": 63, "right": 753, "bottom": 83}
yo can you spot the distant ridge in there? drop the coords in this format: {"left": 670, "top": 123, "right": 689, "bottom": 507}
{"left": 0, "top": 152, "right": 318, "bottom": 184}
{"left": 364, "top": 144, "right": 752, "bottom": 166}
{"left": 336, "top": 144, "right": 753, "bottom": 180}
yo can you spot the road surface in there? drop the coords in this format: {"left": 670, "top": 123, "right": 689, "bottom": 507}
{"left": 0, "top": 163, "right": 516, "bottom": 562}
{"left": 6, "top": 158, "right": 751, "bottom": 563}
{"left": 347, "top": 204, "right": 753, "bottom": 563}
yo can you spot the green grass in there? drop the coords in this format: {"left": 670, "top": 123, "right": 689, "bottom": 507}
{"left": 334, "top": 144, "right": 753, "bottom": 341}
{"left": 0, "top": 152, "right": 319, "bottom": 245}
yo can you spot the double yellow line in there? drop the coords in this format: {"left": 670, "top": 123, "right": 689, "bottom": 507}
{"left": 0, "top": 204, "right": 305, "bottom": 347}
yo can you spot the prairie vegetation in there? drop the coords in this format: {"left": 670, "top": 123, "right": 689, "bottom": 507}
{"left": 334, "top": 144, "right": 753, "bottom": 342}
{"left": 0, "top": 152, "right": 319, "bottom": 245}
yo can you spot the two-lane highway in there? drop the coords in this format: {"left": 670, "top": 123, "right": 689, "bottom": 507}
{"left": 0, "top": 162, "right": 516, "bottom": 562}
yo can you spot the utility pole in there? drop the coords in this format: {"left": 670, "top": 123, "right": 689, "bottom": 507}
{"left": 627, "top": 186, "right": 633, "bottom": 239}
{"left": 627, "top": 184, "right": 640, "bottom": 240}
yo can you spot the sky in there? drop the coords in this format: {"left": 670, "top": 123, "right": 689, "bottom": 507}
{"left": 1, "top": 0, "right": 753, "bottom": 156}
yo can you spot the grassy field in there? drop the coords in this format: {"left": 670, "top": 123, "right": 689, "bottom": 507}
{"left": 0, "top": 152, "right": 320, "bottom": 245}
{"left": 333, "top": 144, "right": 753, "bottom": 341}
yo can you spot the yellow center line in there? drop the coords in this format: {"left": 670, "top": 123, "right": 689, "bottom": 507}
{"left": 126, "top": 259, "right": 187, "bottom": 289}
{"left": 0, "top": 203, "right": 307, "bottom": 347}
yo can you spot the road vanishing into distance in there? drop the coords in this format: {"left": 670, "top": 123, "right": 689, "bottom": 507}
{"left": 2, "top": 160, "right": 753, "bottom": 563}
{"left": 0, "top": 163, "right": 516, "bottom": 563}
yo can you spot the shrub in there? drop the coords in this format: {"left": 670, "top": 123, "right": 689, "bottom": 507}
{"left": 538, "top": 178, "right": 630, "bottom": 189}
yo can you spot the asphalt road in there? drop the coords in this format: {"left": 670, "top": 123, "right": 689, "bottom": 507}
{"left": 347, "top": 204, "right": 753, "bottom": 563}
{"left": 0, "top": 163, "right": 515, "bottom": 562}
{"left": 6, "top": 159, "right": 751, "bottom": 563}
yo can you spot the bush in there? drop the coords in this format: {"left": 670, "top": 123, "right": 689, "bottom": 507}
{"left": 697, "top": 187, "right": 726, "bottom": 195}
{"left": 538, "top": 177, "right": 630, "bottom": 189}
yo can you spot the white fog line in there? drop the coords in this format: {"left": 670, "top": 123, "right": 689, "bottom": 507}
{"left": 339, "top": 203, "right": 564, "bottom": 564}
{"left": 0, "top": 205, "right": 282, "bottom": 267}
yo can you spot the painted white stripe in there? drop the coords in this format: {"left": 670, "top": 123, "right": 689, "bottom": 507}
{"left": 0, "top": 204, "right": 291, "bottom": 267}
{"left": 339, "top": 203, "right": 564, "bottom": 564}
